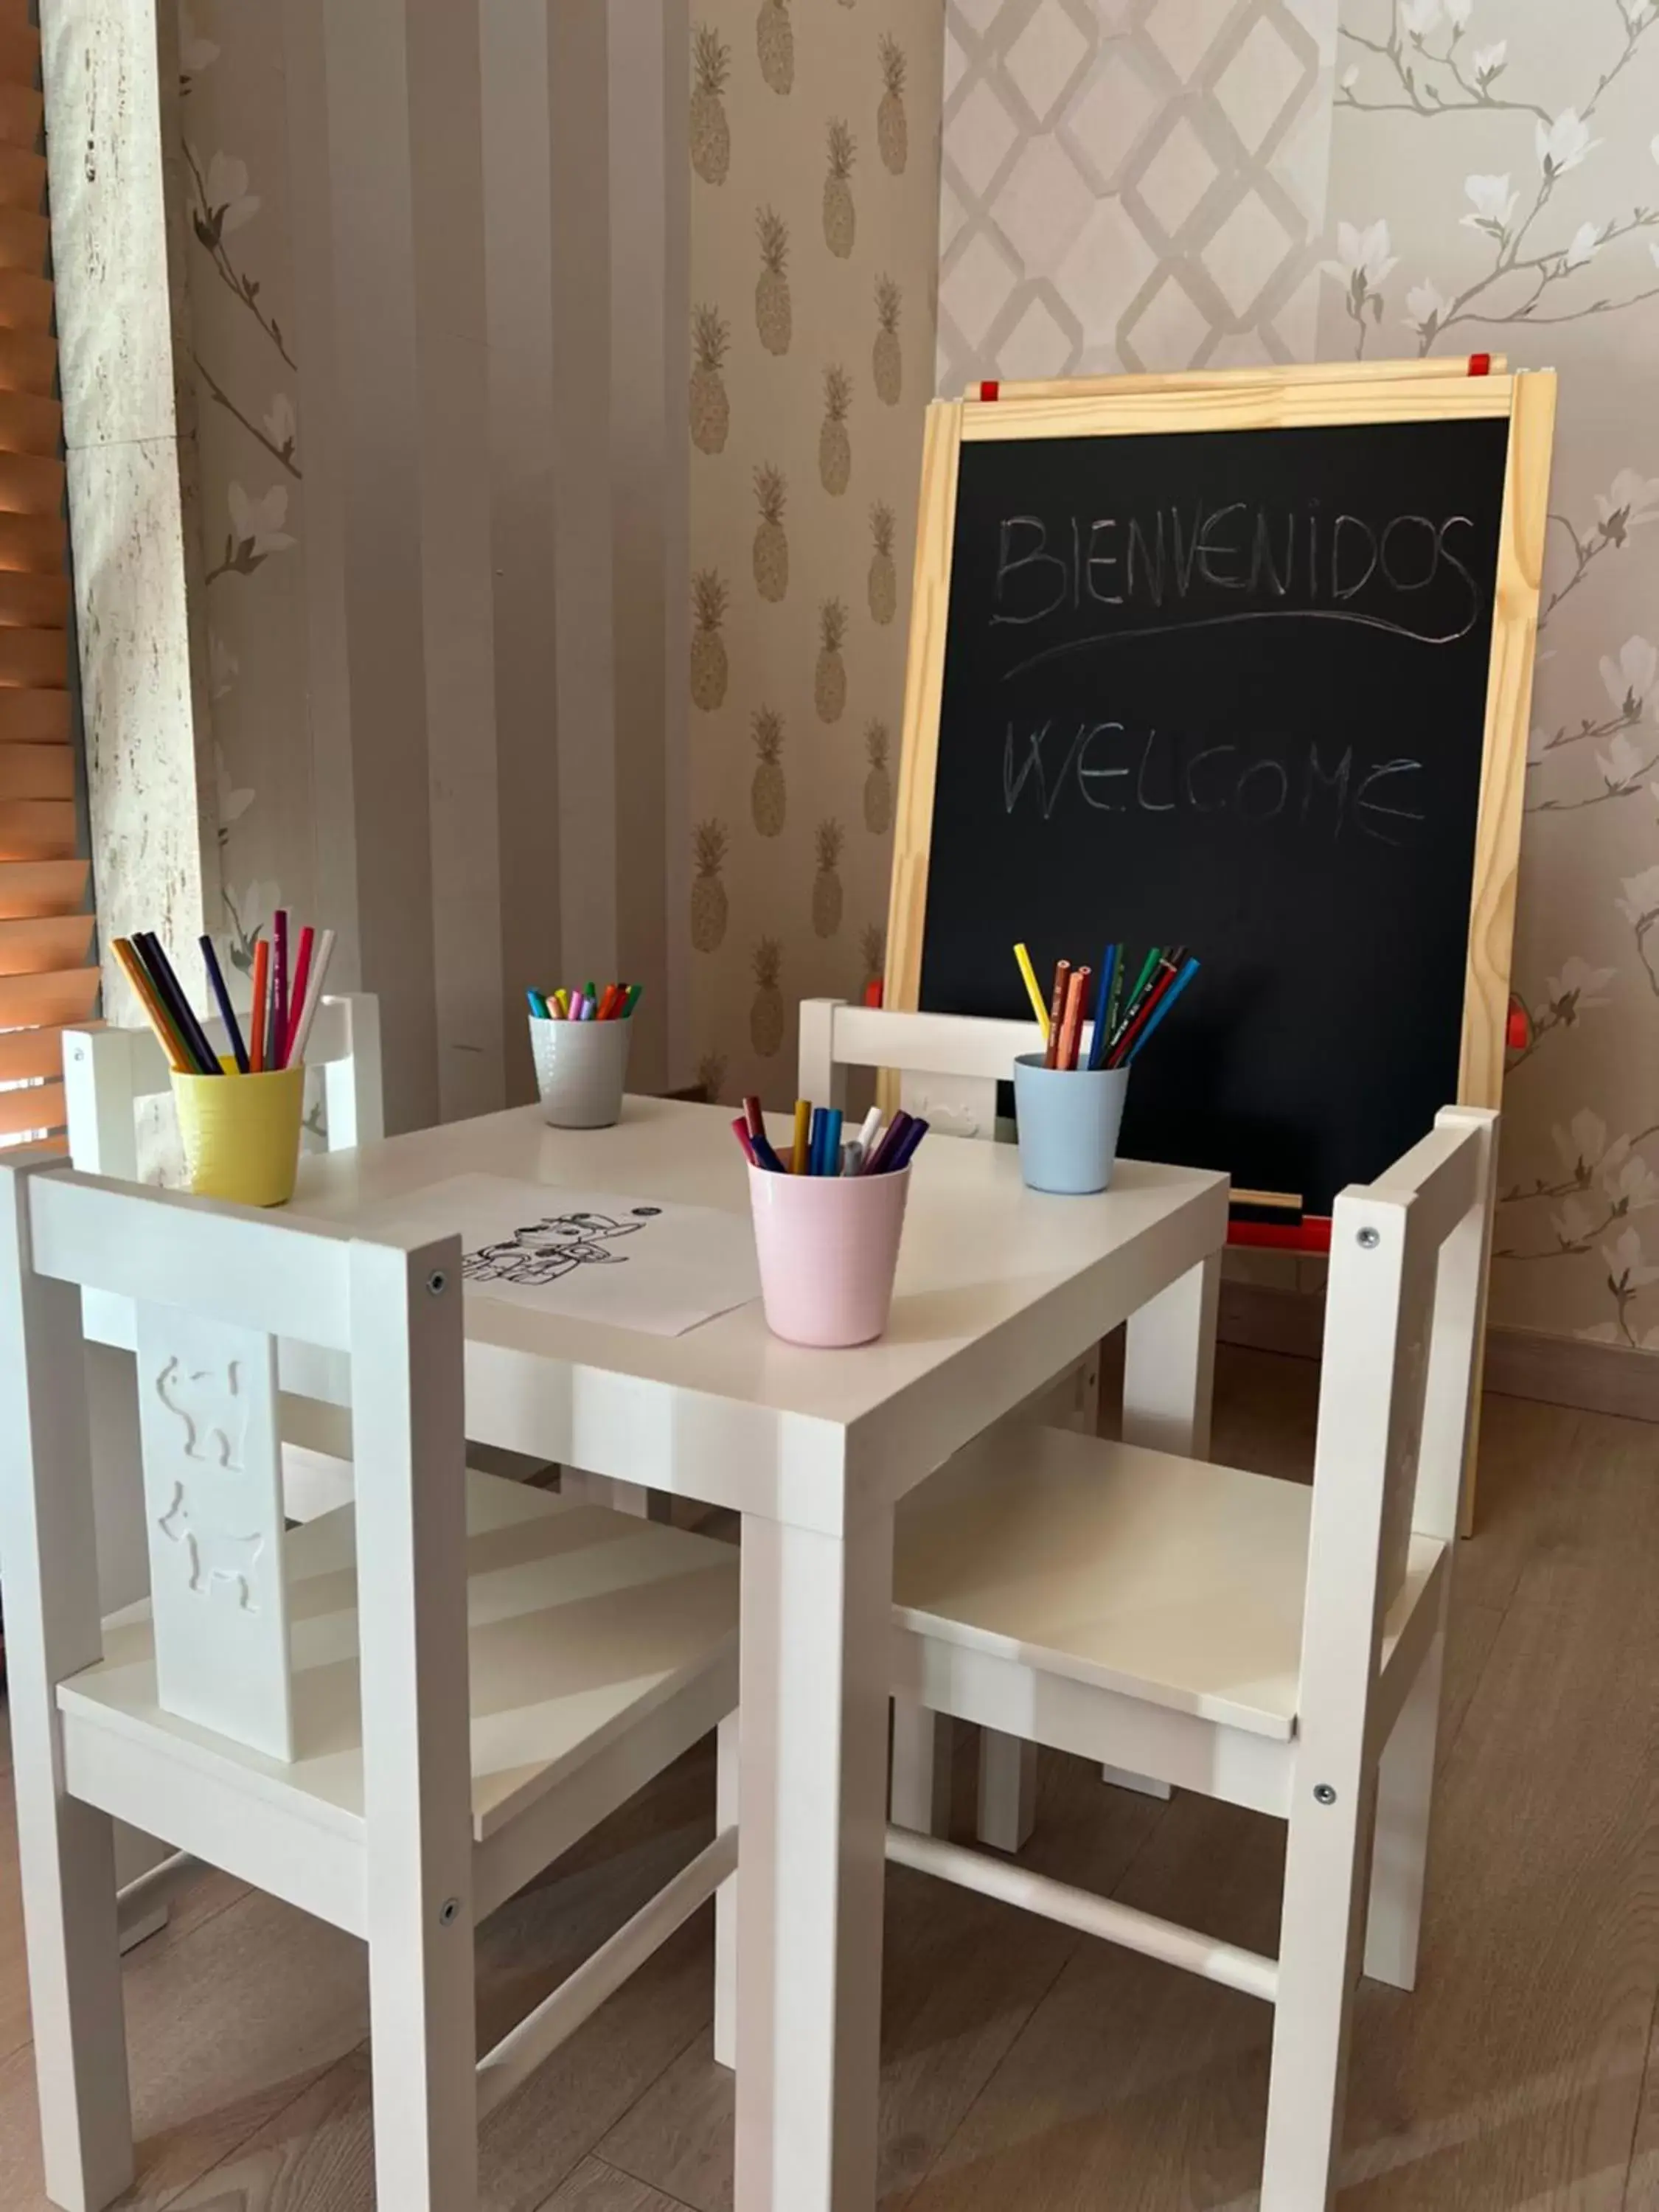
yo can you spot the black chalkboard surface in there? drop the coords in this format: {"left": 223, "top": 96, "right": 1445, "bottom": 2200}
{"left": 914, "top": 413, "right": 1514, "bottom": 1215}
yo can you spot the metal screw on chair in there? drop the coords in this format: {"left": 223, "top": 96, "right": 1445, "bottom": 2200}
{"left": 1356, "top": 1228, "right": 1380, "bottom": 1250}
{"left": 439, "top": 1896, "right": 461, "bottom": 1926}
{"left": 428, "top": 1270, "right": 448, "bottom": 1295}
{"left": 1313, "top": 1784, "right": 1338, "bottom": 1806}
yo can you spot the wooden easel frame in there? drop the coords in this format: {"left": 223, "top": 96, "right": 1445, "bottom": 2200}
{"left": 964, "top": 352, "right": 1506, "bottom": 402}
{"left": 883, "top": 362, "right": 1557, "bottom": 1530}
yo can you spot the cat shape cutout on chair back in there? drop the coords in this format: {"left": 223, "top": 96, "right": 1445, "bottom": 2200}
{"left": 135, "top": 1305, "right": 294, "bottom": 1761}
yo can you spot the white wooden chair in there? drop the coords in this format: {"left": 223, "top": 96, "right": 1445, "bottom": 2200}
{"left": 799, "top": 998, "right": 1192, "bottom": 1848}
{"left": 64, "top": 993, "right": 386, "bottom": 1524}
{"left": 0, "top": 1156, "right": 740, "bottom": 2212}
{"left": 884, "top": 1105, "right": 1498, "bottom": 2209}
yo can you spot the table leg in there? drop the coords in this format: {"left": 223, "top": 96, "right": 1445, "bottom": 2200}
{"left": 1107, "top": 1250, "right": 1221, "bottom": 1800}
{"left": 734, "top": 1504, "right": 893, "bottom": 2212}
{"left": 1122, "top": 1248, "right": 1220, "bottom": 1458}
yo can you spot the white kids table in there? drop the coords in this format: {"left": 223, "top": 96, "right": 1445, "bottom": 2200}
{"left": 96, "top": 1096, "right": 1228, "bottom": 2211}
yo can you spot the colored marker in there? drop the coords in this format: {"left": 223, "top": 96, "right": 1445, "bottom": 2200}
{"left": 865, "top": 1108, "right": 912, "bottom": 1175}
{"left": 887, "top": 1116, "right": 929, "bottom": 1172}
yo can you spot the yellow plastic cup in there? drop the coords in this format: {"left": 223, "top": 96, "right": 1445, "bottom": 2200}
{"left": 170, "top": 1059, "right": 306, "bottom": 1207}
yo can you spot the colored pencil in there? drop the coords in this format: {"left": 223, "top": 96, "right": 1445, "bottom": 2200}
{"left": 1109, "top": 949, "right": 1184, "bottom": 1068}
{"left": 249, "top": 939, "right": 270, "bottom": 1072}
{"left": 1124, "top": 957, "right": 1200, "bottom": 1065}
{"left": 1014, "top": 942, "right": 1051, "bottom": 1039}
{"left": 273, "top": 910, "right": 290, "bottom": 1057}
{"left": 281, "top": 925, "right": 315, "bottom": 1067}
{"left": 1107, "top": 946, "right": 1165, "bottom": 1056}
{"left": 1087, "top": 945, "right": 1118, "bottom": 1072}
{"left": 139, "top": 932, "right": 220, "bottom": 1075}
{"left": 287, "top": 929, "right": 336, "bottom": 1068}
{"left": 1104, "top": 943, "right": 1127, "bottom": 1042}
{"left": 1057, "top": 964, "right": 1090, "bottom": 1072}
{"left": 792, "top": 1099, "right": 811, "bottom": 1175}
{"left": 1043, "top": 959, "right": 1071, "bottom": 1070}
{"left": 113, "top": 939, "right": 190, "bottom": 1074}
{"left": 199, "top": 936, "right": 249, "bottom": 1074}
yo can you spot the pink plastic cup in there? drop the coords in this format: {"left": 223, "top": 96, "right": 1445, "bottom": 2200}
{"left": 748, "top": 1162, "right": 911, "bottom": 1347}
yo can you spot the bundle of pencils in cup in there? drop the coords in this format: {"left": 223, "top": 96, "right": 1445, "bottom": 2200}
{"left": 1015, "top": 940, "right": 1200, "bottom": 1073}
{"left": 731, "top": 1095, "right": 928, "bottom": 1177}
{"left": 527, "top": 982, "right": 641, "bottom": 1022}
{"left": 113, "top": 914, "right": 335, "bottom": 1077}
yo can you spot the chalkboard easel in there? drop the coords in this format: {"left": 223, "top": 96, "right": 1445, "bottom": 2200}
{"left": 886, "top": 364, "right": 1554, "bottom": 1253}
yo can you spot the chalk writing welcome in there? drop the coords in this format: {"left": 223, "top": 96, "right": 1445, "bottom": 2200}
{"left": 989, "top": 501, "right": 1482, "bottom": 669}
{"left": 1002, "top": 720, "right": 1424, "bottom": 846}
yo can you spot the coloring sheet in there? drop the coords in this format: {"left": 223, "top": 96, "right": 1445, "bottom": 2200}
{"left": 360, "top": 1175, "right": 761, "bottom": 1337}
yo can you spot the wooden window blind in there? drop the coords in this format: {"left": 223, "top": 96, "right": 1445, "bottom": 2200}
{"left": 0, "top": 0, "right": 91, "bottom": 1152}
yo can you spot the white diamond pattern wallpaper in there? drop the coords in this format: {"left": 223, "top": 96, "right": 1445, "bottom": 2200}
{"left": 937, "top": 0, "right": 1339, "bottom": 389}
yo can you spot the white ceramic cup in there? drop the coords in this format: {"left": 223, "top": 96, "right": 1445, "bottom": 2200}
{"left": 529, "top": 1015, "right": 630, "bottom": 1128}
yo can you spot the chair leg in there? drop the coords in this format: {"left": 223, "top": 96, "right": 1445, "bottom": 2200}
{"left": 1365, "top": 1615, "right": 1447, "bottom": 1992}
{"left": 976, "top": 1731, "right": 1037, "bottom": 1854}
{"left": 17, "top": 1795, "right": 133, "bottom": 2212}
{"left": 1261, "top": 1775, "right": 1374, "bottom": 2211}
{"left": 890, "top": 1697, "right": 952, "bottom": 1836}
{"left": 714, "top": 1708, "right": 738, "bottom": 2070}
{"left": 368, "top": 1921, "right": 479, "bottom": 2209}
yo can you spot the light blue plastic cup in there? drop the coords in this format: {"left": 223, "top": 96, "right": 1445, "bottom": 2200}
{"left": 1012, "top": 1055, "right": 1130, "bottom": 1195}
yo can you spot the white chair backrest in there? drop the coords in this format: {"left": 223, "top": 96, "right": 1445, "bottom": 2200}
{"left": 798, "top": 999, "right": 1054, "bottom": 1141}
{"left": 1299, "top": 1106, "right": 1498, "bottom": 1745}
{"left": 61, "top": 992, "right": 384, "bottom": 1182}
{"left": 0, "top": 1157, "right": 462, "bottom": 1767}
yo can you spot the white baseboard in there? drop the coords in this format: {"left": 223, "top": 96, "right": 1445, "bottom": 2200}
{"left": 1220, "top": 1283, "right": 1659, "bottom": 1425}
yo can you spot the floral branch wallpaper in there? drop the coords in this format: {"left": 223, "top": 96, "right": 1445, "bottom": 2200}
{"left": 686, "top": 0, "right": 945, "bottom": 1107}
{"left": 1322, "top": 0, "right": 1659, "bottom": 1349}
{"left": 173, "top": 4, "right": 311, "bottom": 1043}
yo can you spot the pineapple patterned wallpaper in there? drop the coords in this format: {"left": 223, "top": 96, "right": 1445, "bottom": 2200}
{"left": 686, "top": 1, "right": 945, "bottom": 1106}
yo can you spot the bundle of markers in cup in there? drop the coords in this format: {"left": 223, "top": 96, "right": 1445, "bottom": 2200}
{"left": 113, "top": 911, "right": 335, "bottom": 1077}
{"left": 731, "top": 1094, "right": 928, "bottom": 1176}
{"left": 526, "top": 981, "right": 641, "bottom": 1023}
{"left": 1014, "top": 940, "right": 1200, "bottom": 1071}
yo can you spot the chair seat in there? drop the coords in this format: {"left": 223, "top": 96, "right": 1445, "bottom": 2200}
{"left": 894, "top": 1427, "right": 1443, "bottom": 1741}
{"left": 60, "top": 1473, "right": 739, "bottom": 1843}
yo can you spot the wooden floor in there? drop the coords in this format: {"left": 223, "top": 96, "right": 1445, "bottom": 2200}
{"left": 0, "top": 1345, "right": 1655, "bottom": 2210}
